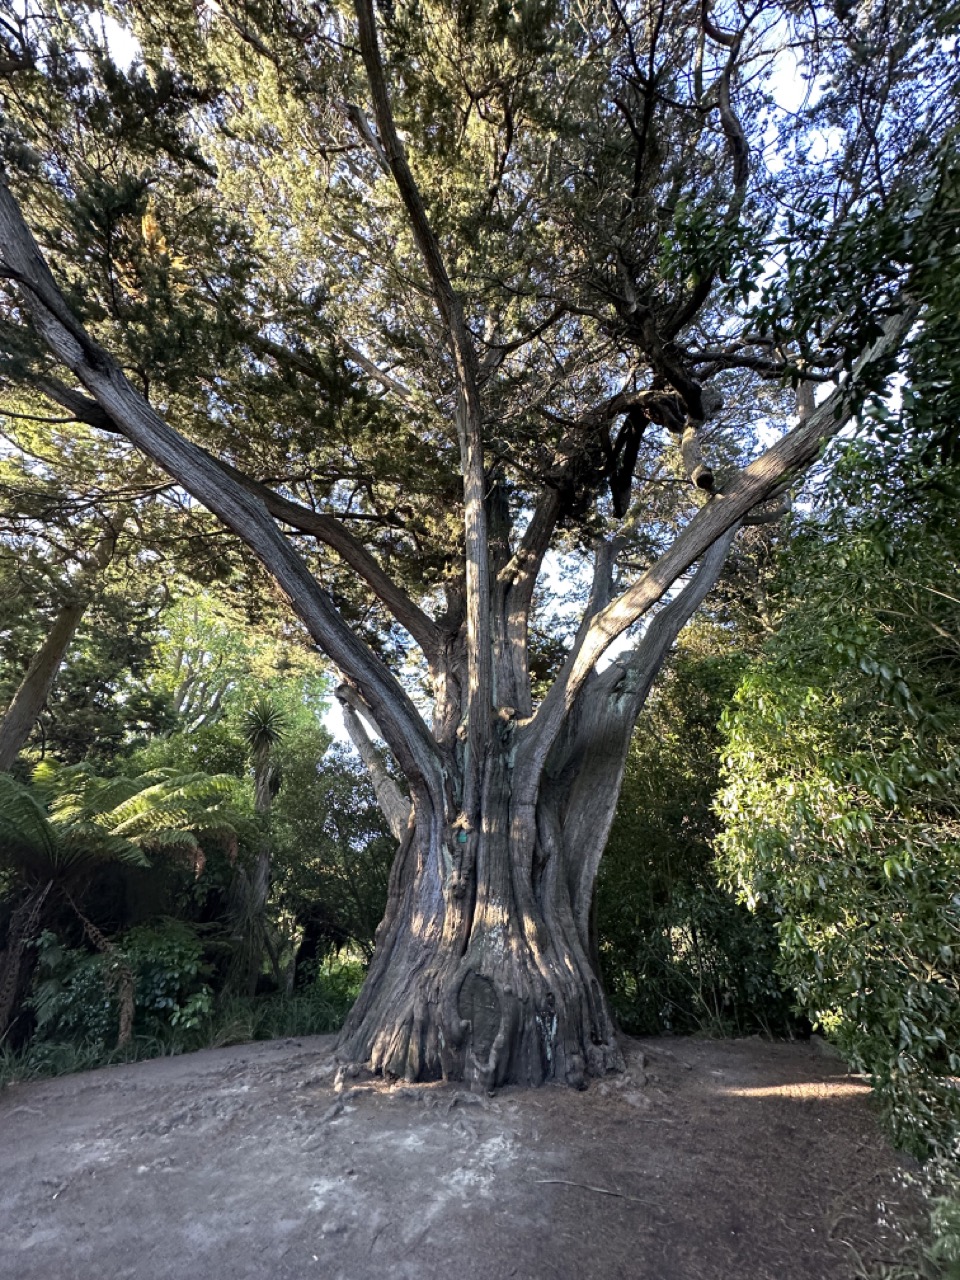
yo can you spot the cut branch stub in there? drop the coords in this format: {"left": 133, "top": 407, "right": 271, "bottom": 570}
{"left": 679, "top": 423, "right": 715, "bottom": 491}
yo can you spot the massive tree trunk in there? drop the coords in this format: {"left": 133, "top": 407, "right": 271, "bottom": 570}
{"left": 337, "top": 762, "right": 625, "bottom": 1088}
{"left": 337, "top": 530, "right": 736, "bottom": 1086}
{"left": 0, "top": 600, "right": 87, "bottom": 772}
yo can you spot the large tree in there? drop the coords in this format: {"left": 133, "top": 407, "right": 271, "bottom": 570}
{"left": 0, "top": 0, "right": 951, "bottom": 1084}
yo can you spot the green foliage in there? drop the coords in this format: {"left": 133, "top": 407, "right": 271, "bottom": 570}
{"left": 600, "top": 647, "right": 794, "bottom": 1037}
{"left": 122, "top": 922, "right": 214, "bottom": 1032}
{"left": 130, "top": 594, "right": 330, "bottom": 809}
{"left": 927, "top": 1189, "right": 960, "bottom": 1279}
{"left": 718, "top": 436, "right": 960, "bottom": 1160}
{"left": 0, "top": 763, "right": 240, "bottom": 890}
{"left": 30, "top": 921, "right": 213, "bottom": 1046}
{"left": 0, "top": 586, "right": 174, "bottom": 769}
{"left": 1, "top": 948, "right": 364, "bottom": 1087}
{"left": 211, "top": 956, "right": 367, "bottom": 1046}
{"left": 0, "top": 1038, "right": 144, "bottom": 1088}
{"left": 242, "top": 697, "right": 288, "bottom": 756}
{"left": 271, "top": 745, "right": 393, "bottom": 961}
{"left": 29, "top": 931, "right": 118, "bottom": 1046}
{"left": 147, "top": 595, "right": 329, "bottom": 737}
{"left": 132, "top": 722, "right": 249, "bottom": 779}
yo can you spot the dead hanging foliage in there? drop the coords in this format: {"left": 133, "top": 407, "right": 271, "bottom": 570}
{"left": 0, "top": 880, "right": 52, "bottom": 1039}
{"left": 64, "top": 891, "right": 136, "bottom": 1049}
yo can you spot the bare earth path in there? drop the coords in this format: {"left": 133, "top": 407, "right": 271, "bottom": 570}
{"left": 0, "top": 1035, "right": 917, "bottom": 1279}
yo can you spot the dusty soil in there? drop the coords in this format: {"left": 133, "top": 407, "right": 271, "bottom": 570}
{"left": 0, "top": 1035, "right": 919, "bottom": 1279}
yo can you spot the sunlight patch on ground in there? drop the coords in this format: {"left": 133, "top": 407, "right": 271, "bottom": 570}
{"left": 716, "top": 1081, "right": 870, "bottom": 1100}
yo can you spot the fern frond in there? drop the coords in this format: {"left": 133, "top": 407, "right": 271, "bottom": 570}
{"left": 140, "top": 829, "right": 200, "bottom": 850}
{"left": 106, "top": 774, "right": 242, "bottom": 837}
{"left": 59, "top": 830, "right": 149, "bottom": 868}
{"left": 0, "top": 774, "right": 58, "bottom": 868}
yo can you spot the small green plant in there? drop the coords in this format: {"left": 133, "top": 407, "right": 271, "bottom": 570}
{"left": 122, "top": 921, "right": 215, "bottom": 1037}
{"left": 30, "top": 931, "right": 116, "bottom": 1047}
{"left": 27, "top": 921, "right": 215, "bottom": 1050}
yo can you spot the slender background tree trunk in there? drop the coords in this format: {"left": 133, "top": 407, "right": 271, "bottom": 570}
{"left": 0, "top": 601, "right": 87, "bottom": 772}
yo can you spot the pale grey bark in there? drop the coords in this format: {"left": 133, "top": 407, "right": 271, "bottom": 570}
{"left": 336, "top": 685, "right": 412, "bottom": 841}
{"left": 353, "top": 0, "right": 491, "bottom": 837}
{"left": 0, "top": 600, "right": 86, "bottom": 772}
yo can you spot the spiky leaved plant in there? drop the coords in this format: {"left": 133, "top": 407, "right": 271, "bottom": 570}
{"left": 235, "top": 698, "right": 288, "bottom": 994}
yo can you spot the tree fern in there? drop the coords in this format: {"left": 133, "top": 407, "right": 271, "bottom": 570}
{"left": 0, "top": 762, "right": 247, "bottom": 1038}
{"left": 1, "top": 764, "right": 245, "bottom": 893}
{"left": 0, "top": 774, "right": 57, "bottom": 871}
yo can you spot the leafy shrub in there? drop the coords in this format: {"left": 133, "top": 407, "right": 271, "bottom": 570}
{"left": 30, "top": 931, "right": 117, "bottom": 1047}
{"left": 600, "top": 650, "right": 795, "bottom": 1037}
{"left": 717, "top": 438, "right": 960, "bottom": 1161}
{"left": 29, "top": 921, "right": 215, "bottom": 1049}
{"left": 2, "top": 947, "right": 365, "bottom": 1088}
{"left": 927, "top": 1183, "right": 960, "bottom": 1279}
{"left": 122, "top": 921, "right": 215, "bottom": 1033}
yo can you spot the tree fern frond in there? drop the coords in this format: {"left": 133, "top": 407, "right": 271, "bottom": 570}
{"left": 140, "top": 829, "right": 200, "bottom": 850}
{"left": 106, "top": 774, "right": 242, "bottom": 837}
{"left": 59, "top": 830, "right": 149, "bottom": 868}
{"left": 0, "top": 774, "right": 58, "bottom": 866}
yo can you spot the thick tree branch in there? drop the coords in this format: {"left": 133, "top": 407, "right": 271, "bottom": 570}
{"left": 558, "top": 526, "right": 739, "bottom": 937}
{"left": 0, "top": 176, "right": 444, "bottom": 800}
{"left": 33, "top": 375, "right": 445, "bottom": 662}
{"left": 666, "top": 6, "right": 749, "bottom": 338}
{"left": 336, "top": 684, "right": 412, "bottom": 841}
{"left": 516, "top": 304, "right": 916, "bottom": 796}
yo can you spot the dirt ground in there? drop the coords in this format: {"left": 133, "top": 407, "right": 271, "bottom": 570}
{"left": 0, "top": 1034, "right": 920, "bottom": 1279}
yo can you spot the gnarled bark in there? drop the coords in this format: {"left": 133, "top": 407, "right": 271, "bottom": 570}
{"left": 338, "top": 534, "right": 736, "bottom": 1085}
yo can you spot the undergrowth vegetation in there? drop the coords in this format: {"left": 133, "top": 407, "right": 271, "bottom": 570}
{"left": 0, "top": 928, "right": 365, "bottom": 1089}
{"left": 599, "top": 648, "right": 795, "bottom": 1039}
{"left": 718, "top": 434, "right": 960, "bottom": 1274}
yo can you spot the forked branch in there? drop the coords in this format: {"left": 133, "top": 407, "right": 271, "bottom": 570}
{"left": 517, "top": 303, "right": 915, "bottom": 790}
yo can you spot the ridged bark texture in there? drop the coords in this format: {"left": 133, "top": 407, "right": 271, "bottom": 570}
{"left": 336, "top": 737, "right": 628, "bottom": 1087}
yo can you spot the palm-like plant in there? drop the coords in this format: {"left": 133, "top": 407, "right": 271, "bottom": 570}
{"left": 236, "top": 697, "right": 287, "bottom": 994}
{"left": 0, "top": 762, "right": 243, "bottom": 1041}
{"left": 242, "top": 699, "right": 286, "bottom": 806}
